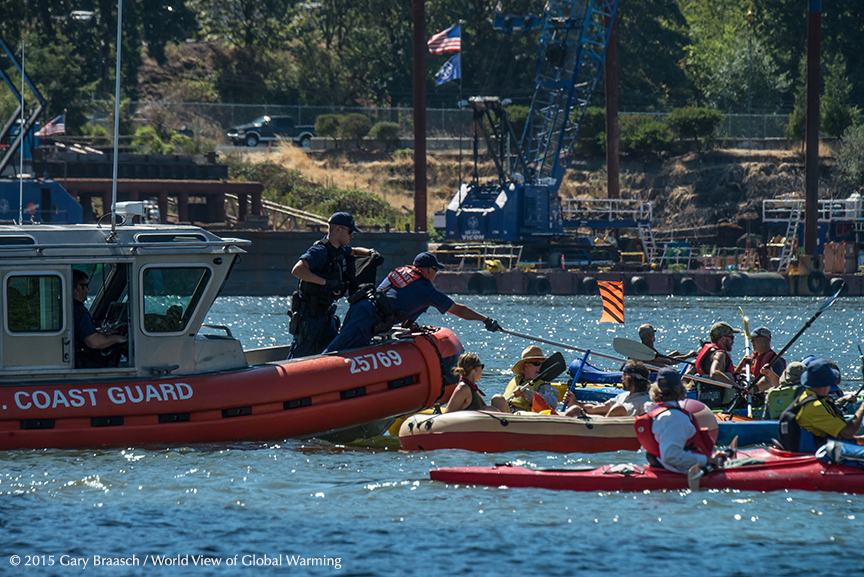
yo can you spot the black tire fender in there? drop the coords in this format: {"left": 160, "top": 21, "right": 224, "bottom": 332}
{"left": 807, "top": 271, "right": 826, "bottom": 294}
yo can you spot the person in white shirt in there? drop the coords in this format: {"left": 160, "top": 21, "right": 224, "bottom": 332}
{"left": 563, "top": 361, "right": 652, "bottom": 417}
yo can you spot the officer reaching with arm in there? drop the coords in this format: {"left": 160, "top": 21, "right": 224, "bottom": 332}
{"left": 287, "top": 212, "right": 379, "bottom": 359}
{"left": 322, "top": 251, "right": 501, "bottom": 353}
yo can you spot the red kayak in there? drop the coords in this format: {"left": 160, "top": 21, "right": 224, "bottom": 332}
{"left": 430, "top": 447, "right": 864, "bottom": 493}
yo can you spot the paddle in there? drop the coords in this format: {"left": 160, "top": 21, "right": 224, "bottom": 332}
{"left": 505, "top": 352, "right": 567, "bottom": 401}
{"left": 738, "top": 307, "right": 753, "bottom": 418}
{"left": 837, "top": 344, "right": 864, "bottom": 411}
{"left": 612, "top": 337, "right": 695, "bottom": 366}
{"left": 773, "top": 286, "right": 843, "bottom": 360}
{"left": 500, "top": 328, "right": 629, "bottom": 365}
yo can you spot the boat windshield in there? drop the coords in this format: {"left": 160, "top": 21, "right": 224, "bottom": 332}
{"left": 141, "top": 266, "right": 212, "bottom": 333}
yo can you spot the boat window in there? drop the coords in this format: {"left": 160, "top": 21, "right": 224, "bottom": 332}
{"left": 141, "top": 267, "right": 211, "bottom": 333}
{"left": 5, "top": 274, "right": 63, "bottom": 333}
{"left": 135, "top": 233, "right": 208, "bottom": 243}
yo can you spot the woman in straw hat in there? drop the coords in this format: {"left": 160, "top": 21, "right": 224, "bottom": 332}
{"left": 503, "top": 346, "right": 559, "bottom": 412}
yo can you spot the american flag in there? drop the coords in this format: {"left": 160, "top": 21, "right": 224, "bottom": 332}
{"left": 428, "top": 24, "right": 461, "bottom": 54}
{"left": 35, "top": 114, "right": 66, "bottom": 137}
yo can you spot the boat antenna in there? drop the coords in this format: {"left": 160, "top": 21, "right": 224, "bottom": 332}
{"left": 18, "top": 39, "right": 24, "bottom": 224}
{"left": 109, "top": 0, "right": 123, "bottom": 239}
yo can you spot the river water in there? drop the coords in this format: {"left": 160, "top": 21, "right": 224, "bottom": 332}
{"left": 2, "top": 295, "right": 863, "bottom": 577}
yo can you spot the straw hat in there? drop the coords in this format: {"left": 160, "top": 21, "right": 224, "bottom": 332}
{"left": 511, "top": 345, "right": 547, "bottom": 375}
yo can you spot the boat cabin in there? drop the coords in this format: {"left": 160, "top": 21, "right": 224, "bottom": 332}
{"left": 0, "top": 221, "right": 250, "bottom": 383}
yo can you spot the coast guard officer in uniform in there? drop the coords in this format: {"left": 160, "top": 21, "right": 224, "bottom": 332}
{"left": 322, "top": 251, "right": 501, "bottom": 352}
{"left": 287, "top": 212, "right": 377, "bottom": 358}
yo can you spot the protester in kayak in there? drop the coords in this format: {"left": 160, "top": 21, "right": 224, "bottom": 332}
{"left": 638, "top": 324, "right": 696, "bottom": 367}
{"left": 734, "top": 326, "right": 786, "bottom": 393}
{"left": 762, "top": 361, "right": 807, "bottom": 419}
{"left": 323, "top": 252, "right": 501, "bottom": 352}
{"left": 504, "top": 346, "right": 559, "bottom": 412}
{"left": 287, "top": 212, "right": 379, "bottom": 358}
{"left": 778, "top": 358, "right": 864, "bottom": 452}
{"left": 444, "top": 352, "right": 510, "bottom": 413}
{"left": 563, "top": 361, "right": 652, "bottom": 417}
{"left": 687, "top": 321, "right": 740, "bottom": 406}
{"left": 635, "top": 368, "right": 728, "bottom": 474}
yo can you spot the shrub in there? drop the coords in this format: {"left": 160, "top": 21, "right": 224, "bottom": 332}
{"left": 368, "top": 121, "right": 401, "bottom": 149}
{"left": 666, "top": 107, "right": 723, "bottom": 147}
{"left": 131, "top": 126, "right": 168, "bottom": 154}
{"left": 503, "top": 104, "right": 530, "bottom": 142}
{"left": 619, "top": 115, "right": 673, "bottom": 155}
{"left": 573, "top": 107, "right": 606, "bottom": 156}
{"left": 315, "top": 114, "right": 342, "bottom": 145}
{"left": 834, "top": 124, "right": 864, "bottom": 186}
{"left": 338, "top": 113, "right": 371, "bottom": 148}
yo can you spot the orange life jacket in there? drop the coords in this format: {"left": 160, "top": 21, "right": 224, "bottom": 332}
{"left": 634, "top": 402, "right": 715, "bottom": 460}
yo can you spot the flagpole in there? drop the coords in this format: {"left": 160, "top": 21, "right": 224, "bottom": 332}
{"left": 110, "top": 0, "right": 123, "bottom": 236}
{"left": 19, "top": 40, "right": 24, "bottom": 224}
{"left": 458, "top": 22, "right": 463, "bottom": 188}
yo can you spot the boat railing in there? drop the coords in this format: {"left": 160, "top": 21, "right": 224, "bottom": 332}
{"left": 0, "top": 236, "right": 251, "bottom": 253}
{"left": 560, "top": 198, "right": 653, "bottom": 223}
{"left": 432, "top": 243, "right": 524, "bottom": 270}
{"left": 763, "top": 197, "right": 864, "bottom": 223}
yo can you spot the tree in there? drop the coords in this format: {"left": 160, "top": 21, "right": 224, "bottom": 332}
{"left": 821, "top": 53, "right": 858, "bottom": 138}
{"left": 315, "top": 114, "right": 342, "bottom": 146}
{"left": 338, "top": 113, "right": 371, "bottom": 148}
{"left": 834, "top": 124, "right": 864, "bottom": 187}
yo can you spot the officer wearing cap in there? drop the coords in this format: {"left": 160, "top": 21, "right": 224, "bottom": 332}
{"left": 734, "top": 326, "right": 786, "bottom": 393}
{"left": 778, "top": 358, "right": 864, "bottom": 452}
{"left": 322, "top": 251, "right": 501, "bottom": 353}
{"left": 687, "top": 321, "right": 741, "bottom": 406}
{"left": 287, "top": 212, "right": 379, "bottom": 359}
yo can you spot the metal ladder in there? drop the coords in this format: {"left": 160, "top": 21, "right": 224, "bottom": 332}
{"left": 637, "top": 221, "right": 657, "bottom": 264}
{"left": 777, "top": 203, "right": 802, "bottom": 272}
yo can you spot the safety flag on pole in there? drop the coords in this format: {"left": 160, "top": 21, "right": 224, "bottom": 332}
{"left": 598, "top": 280, "right": 624, "bottom": 323}
{"left": 434, "top": 54, "right": 460, "bottom": 86}
{"left": 428, "top": 24, "right": 461, "bottom": 53}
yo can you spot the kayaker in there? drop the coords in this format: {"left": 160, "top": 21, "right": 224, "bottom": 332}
{"left": 503, "top": 346, "right": 559, "bottom": 412}
{"left": 72, "top": 269, "right": 128, "bottom": 368}
{"left": 636, "top": 368, "right": 727, "bottom": 474}
{"left": 761, "top": 361, "right": 806, "bottom": 419}
{"left": 638, "top": 324, "right": 696, "bottom": 367}
{"left": 734, "top": 326, "right": 786, "bottom": 393}
{"left": 322, "top": 252, "right": 501, "bottom": 352}
{"left": 444, "top": 353, "right": 510, "bottom": 413}
{"left": 287, "top": 212, "right": 379, "bottom": 359}
{"left": 563, "top": 361, "right": 652, "bottom": 417}
{"left": 778, "top": 358, "right": 864, "bottom": 452}
{"left": 687, "top": 321, "right": 740, "bottom": 406}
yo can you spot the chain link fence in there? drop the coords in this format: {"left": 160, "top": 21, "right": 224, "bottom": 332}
{"left": 101, "top": 100, "right": 802, "bottom": 143}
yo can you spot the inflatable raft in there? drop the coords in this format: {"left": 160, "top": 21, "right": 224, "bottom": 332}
{"left": 398, "top": 402, "right": 780, "bottom": 453}
{"left": 430, "top": 447, "right": 864, "bottom": 493}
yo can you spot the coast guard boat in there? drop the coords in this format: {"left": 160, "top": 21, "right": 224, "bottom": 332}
{"left": 0, "top": 216, "right": 461, "bottom": 449}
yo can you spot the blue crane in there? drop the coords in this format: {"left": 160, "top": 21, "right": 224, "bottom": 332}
{"left": 444, "top": 0, "right": 619, "bottom": 246}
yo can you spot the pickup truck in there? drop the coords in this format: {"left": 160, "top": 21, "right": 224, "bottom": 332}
{"left": 226, "top": 115, "right": 314, "bottom": 148}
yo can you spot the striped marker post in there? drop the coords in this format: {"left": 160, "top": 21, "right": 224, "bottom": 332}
{"left": 598, "top": 280, "right": 624, "bottom": 323}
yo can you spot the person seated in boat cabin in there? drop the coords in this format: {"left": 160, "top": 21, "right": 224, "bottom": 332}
{"left": 778, "top": 358, "right": 864, "bottom": 452}
{"left": 504, "top": 346, "right": 559, "bottom": 412}
{"left": 287, "top": 212, "right": 380, "bottom": 359}
{"left": 636, "top": 368, "right": 728, "bottom": 474}
{"left": 638, "top": 324, "right": 696, "bottom": 367}
{"left": 444, "top": 353, "right": 510, "bottom": 414}
{"left": 734, "top": 326, "right": 786, "bottom": 394}
{"left": 72, "top": 270, "right": 127, "bottom": 368}
{"left": 322, "top": 252, "right": 501, "bottom": 353}
{"left": 563, "top": 361, "right": 652, "bottom": 418}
